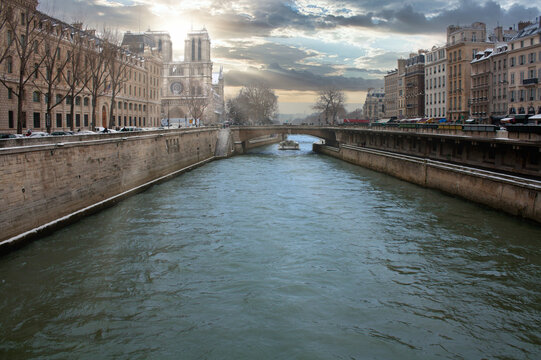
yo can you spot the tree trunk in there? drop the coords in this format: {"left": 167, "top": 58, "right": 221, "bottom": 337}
{"left": 91, "top": 98, "right": 97, "bottom": 131}
{"left": 109, "top": 91, "right": 116, "bottom": 128}
{"left": 69, "top": 90, "right": 75, "bottom": 131}
{"left": 17, "top": 95, "right": 23, "bottom": 134}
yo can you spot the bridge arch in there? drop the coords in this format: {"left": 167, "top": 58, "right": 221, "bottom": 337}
{"left": 231, "top": 125, "right": 339, "bottom": 153}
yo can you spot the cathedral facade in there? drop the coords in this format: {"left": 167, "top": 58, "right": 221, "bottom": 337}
{"left": 123, "top": 29, "right": 224, "bottom": 126}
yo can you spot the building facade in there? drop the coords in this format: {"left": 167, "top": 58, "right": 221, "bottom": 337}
{"left": 446, "top": 22, "right": 489, "bottom": 122}
{"left": 0, "top": 0, "right": 163, "bottom": 133}
{"left": 362, "top": 88, "right": 385, "bottom": 121}
{"left": 425, "top": 46, "right": 447, "bottom": 119}
{"left": 470, "top": 48, "right": 493, "bottom": 121}
{"left": 396, "top": 59, "right": 406, "bottom": 118}
{"left": 507, "top": 19, "right": 541, "bottom": 119}
{"left": 384, "top": 69, "right": 398, "bottom": 118}
{"left": 123, "top": 29, "right": 225, "bottom": 125}
{"left": 405, "top": 51, "right": 426, "bottom": 118}
{"left": 490, "top": 44, "right": 510, "bottom": 121}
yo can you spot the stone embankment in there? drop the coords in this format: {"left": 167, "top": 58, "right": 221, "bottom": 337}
{"left": 0, "top": 128, "right": 232, "bottom": 253}
{"left": 314, "top": 143, "right": 541, "bottom": 223}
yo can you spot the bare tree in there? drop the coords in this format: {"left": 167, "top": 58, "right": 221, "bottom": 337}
{"left": 237, "top": 83, "right": 278, "bottom": 124}
{"left": 102, "top": 28, "right": 129, "bottom": 128}
{"left": 62, "top": 23, "right": 90, "bottom": 131}
{"left": 0, "top": 6, "right": 46, "bottom": 133}
{"left": 84, "top": 33, "right": 109, "bottom": 131}
{"left": 186, "top": 78, "right": 210, "bottom": 127}
{"left": 34, "top": 19, "right": 71, "bottom": 133}
{"left": 313, "top": 87, "right": 345, "bottom": 125}
{"left": 226, "top": 97, "right": 247, "bottom": 125}
{"left": 0, "top": 2, "right": 14, "bottom": 67}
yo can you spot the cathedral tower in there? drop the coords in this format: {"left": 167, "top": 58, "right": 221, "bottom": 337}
{"left": 184, "top": 29, "right": 211, "bottom": 62}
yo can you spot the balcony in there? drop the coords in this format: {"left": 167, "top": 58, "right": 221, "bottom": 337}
{"left": 523, "top": 78, "right": 538, "bottom": 86}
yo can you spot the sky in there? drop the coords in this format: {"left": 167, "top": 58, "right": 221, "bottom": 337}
{"left": 39, "top": 0, "right": 541, "bottom": 115}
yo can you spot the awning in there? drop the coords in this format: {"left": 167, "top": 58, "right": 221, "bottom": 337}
{"left": 528, "top": 114, "right": 541, "bottom": 120}
{"left": 377, "top": 118, "right": 391, "bottom": 123}
{"left": 500, "top": 117, "right": 513, "bottom": 123}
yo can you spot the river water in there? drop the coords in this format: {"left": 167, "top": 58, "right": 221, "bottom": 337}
{"left": 1, "top": 135, "right": 540, "bottom": 359}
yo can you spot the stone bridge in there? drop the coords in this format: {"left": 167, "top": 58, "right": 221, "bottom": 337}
{"left": 231, "top": 125, "right": 339, "bottom": 153}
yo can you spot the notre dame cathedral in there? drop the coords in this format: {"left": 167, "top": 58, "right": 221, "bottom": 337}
{"left": 123, "top": 28, "right": 224, "bottom": 125}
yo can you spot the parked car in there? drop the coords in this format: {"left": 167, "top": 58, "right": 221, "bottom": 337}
{"left": 51, "top": 131, "right": 74, "bottom": 136}
{"left": 76, "top": 130, "right": 96, "bottom": 135}
{"left": 119, "top": 127, "right": 143, "bottom": 132}
{"left": 28, "top": 131, "right": 50, "bottom": 137}
{"left": 0, "top": 133, "right": 17, "bottom": 139}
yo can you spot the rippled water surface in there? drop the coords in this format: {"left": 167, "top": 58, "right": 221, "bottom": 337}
{"left": 1, "top": 135, "right": 540, "bottom": 359}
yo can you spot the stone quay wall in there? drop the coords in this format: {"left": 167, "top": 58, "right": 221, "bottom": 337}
{"left": 314, "top": 143, "right": 541, "bottom": 223}
{"left": 0, "top": 128, "right": 220, "bottom": 251}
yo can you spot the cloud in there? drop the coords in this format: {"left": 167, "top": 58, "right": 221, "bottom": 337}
{"left": 224, "top": 63, "right": 383, "bottom": 91}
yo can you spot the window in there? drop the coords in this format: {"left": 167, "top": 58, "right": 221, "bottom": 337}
{"left": 56, "top": 94, "right": 62, "bottom": 104}
{"left": 124, "top": 102, "right": 127, "bottom": 110}
{"left": 75, "top": 96, "right": 81, "bottom": 105}
{"left": 8, "top": 111, "right": 14, "bottom": 128}
{"left": 129, "top": 103, "right": 132, "bottom": 110}
{"left": 33, "top": 112, "right": 40, "bottom": 128}
{"left": 66, "top": 114, "right": 72, "bottom": 128}
{"left": 66, "top": 96, "right": 72, "bottom": 105}
{"left": 56, "top": 113, "right": 62, "bottom": 127}
{"left": 7, "top": 87, "right": 12, "bottom": 99}
{"left": 76, "top": 114, "right": 81, "bottom": 127}
{"left": 511, "top": 73, "right": 515, "bottom": 85}
{"left": 7, "top": 57, "right": 12, "bottom": 73}
{"left": 84, "top": 114, "right": 89, "bottom": 127}
{"left": 7, "top": 30, "right": 13, "bottom": 45}
{"left": 84, "top": 97, "right": 89, "bottom": 106}
{"left": 33, "top": 91, "right": 40, "bottom": 102}
{"left": 510, "top": 57, "right": 515, "bottom": 67}
{"left": 118, "top": 102, "right": 121, "bottom": 109}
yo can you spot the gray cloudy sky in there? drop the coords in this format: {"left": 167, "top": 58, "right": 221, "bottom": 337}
{"left": 39, "top": 0, "right": 541, "bottom": 113}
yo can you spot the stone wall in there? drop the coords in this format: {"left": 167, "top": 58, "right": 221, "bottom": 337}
{"left": 314, "top": 143, "right": 541, "bottom": 223}
{"left": 0, "top": 128, "right": 219, "bottom": 249}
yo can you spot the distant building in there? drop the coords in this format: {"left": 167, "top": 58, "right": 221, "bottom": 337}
{"left": 425, "top": 46, "right": 447, "bottom": 119}
{"left": 384, "top": 69, "right": 398, "bottom": 118}
{"left": 506, "top": 19, "right": 541, "bottom": 119}
{"left": 0, "top": 0, "right": 162, "bottom": 132}
{"left": 470, "top": 48, "right": 494, "bottom": 122}
{"left": 405, "top": 50, "right": 426, "bottom": 118}
{"left": 122, "top": 28, "right": 225, "bottom": 125}
{"left": 362, "top": 88, "right": 385, "bottom": 121}
{"left": 489, "top": 44, "right": 510, "bottom": 121}
{"left": 446, "top": 22, "right": 489, "bottom": 122}
{"left": 396, "top": 59, "right": 407, "bottom": 118}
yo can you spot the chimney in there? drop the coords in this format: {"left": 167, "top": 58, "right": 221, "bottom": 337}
{"left": 494, "top": 26, "right": 503, "bottom": 42}
{"left": 518, "top": 21, "right": 531, "bottom": 31}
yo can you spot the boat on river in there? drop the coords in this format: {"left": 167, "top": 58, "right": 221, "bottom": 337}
{"left": 278, "top": 139, "right": 300, "bottom": 150}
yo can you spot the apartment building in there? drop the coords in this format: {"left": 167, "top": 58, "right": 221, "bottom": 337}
{"left": 490, "top": 44, "right": 510, "bottom": 120}
{"left": 507, "top": 20, "right": 541, "bottom": 119}
{"left": 405, "top": 51, "right": 426, "bottom": 118}
{"left": 384, "top": 69, "right": 398, "bottom": 118}
{"left": 0, "top": 0, "right": 163, "bottom": 133}
{"left": 396, "top": 59, "right": 406, "bottom": 118}
{"left": 424, "top": 46, "right": 447, "bottom": 119}
{"left": 471, "top": 48, "right": 493, "bottom": 121}
{"left": 446, "top": 22, "right": 489, "bottom": 122}
{"left": 362, "top": 88, "right": 385, "bottom": 121}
